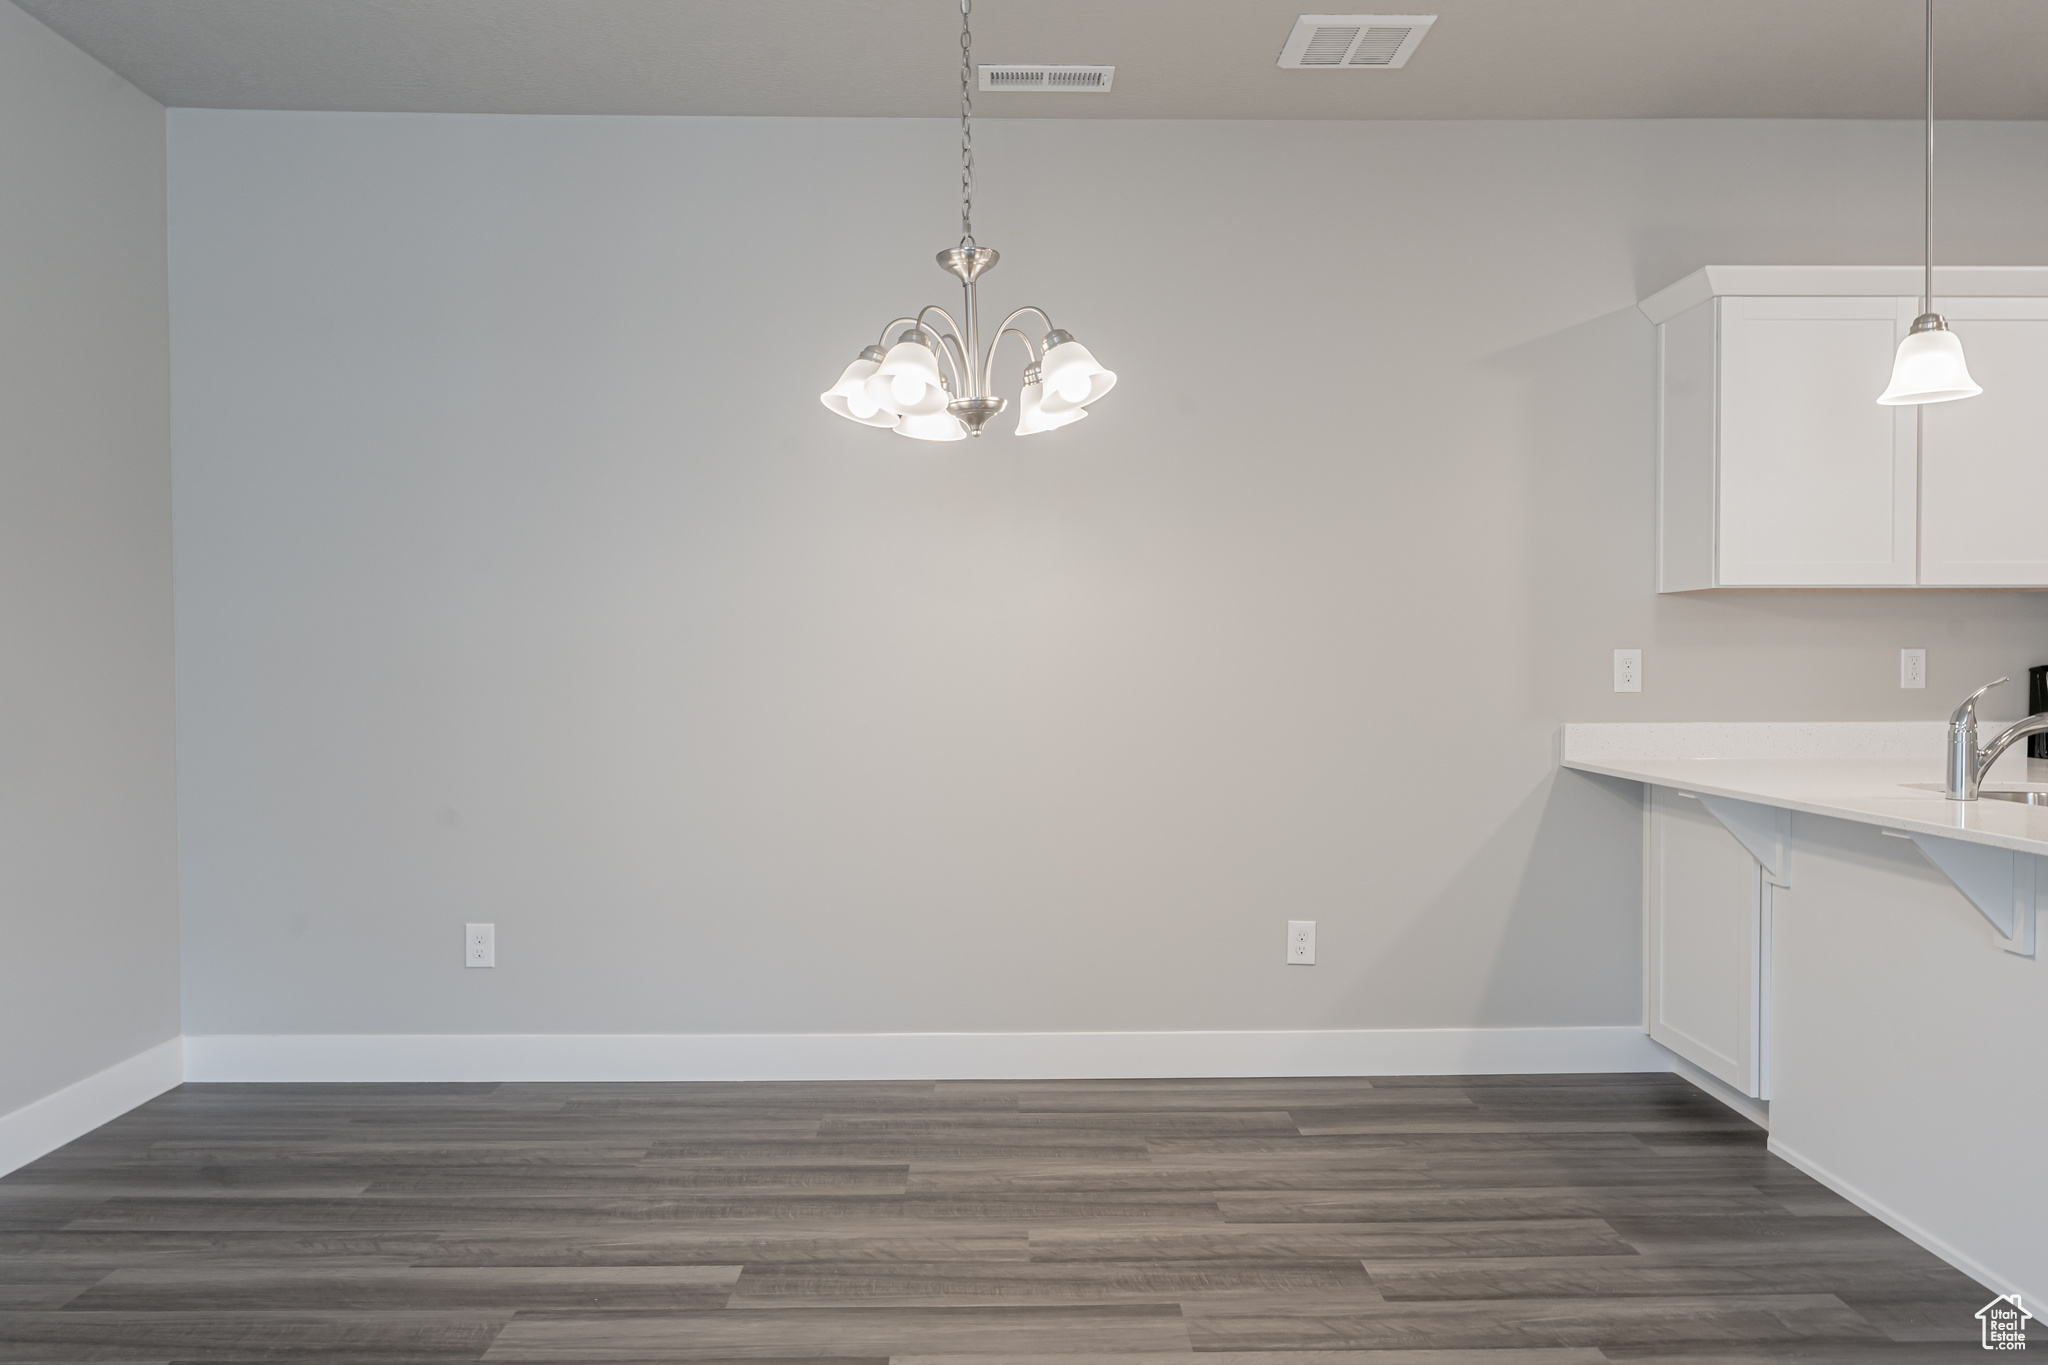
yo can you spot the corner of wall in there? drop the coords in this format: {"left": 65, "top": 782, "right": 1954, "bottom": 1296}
{"left": 0, "top": 1038, "right": 183, "bottom": 1178}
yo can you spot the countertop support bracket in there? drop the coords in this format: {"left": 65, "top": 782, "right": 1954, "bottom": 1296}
{"left": 1898, "top": 831, "right": 2039, "bottom": 957}
{"left": 1694, "top": 794, "right": 1792, "bottom": 887}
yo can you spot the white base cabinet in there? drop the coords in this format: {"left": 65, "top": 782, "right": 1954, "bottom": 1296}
{"left": 1644, "top": 786, "right": 1769, "bottom": 1098}
{"left": 1643, "top": 266, "right": 2048, "bottom": 592}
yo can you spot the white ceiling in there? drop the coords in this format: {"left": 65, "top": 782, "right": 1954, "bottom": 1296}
{"left": 15, "top": 0, "right": 2048, "bottom": 120}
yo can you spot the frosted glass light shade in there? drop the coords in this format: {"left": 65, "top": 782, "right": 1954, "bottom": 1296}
{"left": 1038, "top": 339, "right": 1116, "bottom": 415}
{"left": 870, "top": 339, "right": 949, "bottom": 417}
{"left": 1877, "top": 326, "right": 1982, "bottom": 405}
{"left": 1014, "top": 377, "right": 1087, "bottom": 436}
{"left": 820, "top": 355, "right": 896, "bottom": 427}
{"left": 895, "top": 410, "right": 968, "bottom": 442}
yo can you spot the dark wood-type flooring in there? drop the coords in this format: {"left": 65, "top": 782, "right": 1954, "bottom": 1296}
{"left": 0, "top": 1072, "right": 2026, "bottom": 1362}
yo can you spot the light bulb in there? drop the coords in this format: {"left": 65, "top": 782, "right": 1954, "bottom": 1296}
{"left": 872, "top": 337, "right": 950, "bottom": 417}
{"left": 1038, "top": 335, "right": 1116, "bottom": 416}
{"left": 820, "top": 351, "right": 896, "bottom": 427}
{"left": 863, "top": 372, "right": 901, "bottom": 416}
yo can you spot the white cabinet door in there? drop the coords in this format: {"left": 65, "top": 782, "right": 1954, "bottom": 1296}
{"left": 1919, "top": 298, "right": 2048, "bottom": 586}
{"left": 1715, "top": 297, "right": 1917, "bottom": 586}
{"left": 1657, "top": 300, "right": 1717, "bottom": 592}
{"left": 1645, "top": 786, "right": 1765, "bottom": 1095}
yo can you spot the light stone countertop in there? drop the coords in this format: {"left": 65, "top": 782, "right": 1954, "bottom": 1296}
{"left": 1560, "top": 721, "right": 2048, "bottom": 855}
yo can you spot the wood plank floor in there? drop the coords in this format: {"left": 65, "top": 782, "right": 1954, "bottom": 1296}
{"left": 0, "top": 1073, "right": 2024, "bottom": 1362}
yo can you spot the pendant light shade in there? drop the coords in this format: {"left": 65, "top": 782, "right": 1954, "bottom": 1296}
{"left": 1014, "top": 366, "right": 1088, "bottom": 436}
{"left": 1879, "top": 0, "right": 1980, "bottom": 407}
{"left": 1036, "top": 334, "right": 1116, "bottom": 416}
{"left": 820, "top": 349, "right": 898, "bottom": 427}
{"left": 1877, "top": 321, "right": 1981, "bottom": 405}
{"left": 896, "top": 410, "right": 969, "bottom": 442}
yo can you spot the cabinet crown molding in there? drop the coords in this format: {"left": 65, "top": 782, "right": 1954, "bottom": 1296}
{"left": 1640, "top": 265, "right": 2048, "bottom": 325}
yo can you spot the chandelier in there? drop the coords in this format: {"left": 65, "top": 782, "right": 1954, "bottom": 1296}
{"left": 819, "top": 0, "right": 1116, "bottom": 441}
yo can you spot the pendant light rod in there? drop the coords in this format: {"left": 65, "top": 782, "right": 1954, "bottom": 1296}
{"left": 1923, "top": 0, "right": 1933, "bottom": 316}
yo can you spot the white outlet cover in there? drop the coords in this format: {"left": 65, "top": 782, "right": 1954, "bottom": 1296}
{"left": 1901, "top": 648, "right": 1926, "bottom": 689}
{"left": 1287, "top": 919, "right": 1316, "bottom": 965}
{"left": 465, "top": 922, "right": 495, "bottom": 968}
{"left": 1614, "top": 649, "right": 1642, "bottom": 693}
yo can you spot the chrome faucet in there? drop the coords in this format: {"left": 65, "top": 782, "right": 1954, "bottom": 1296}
{"left": 1946, "top": 678, "right": 2048, "bottom": 799}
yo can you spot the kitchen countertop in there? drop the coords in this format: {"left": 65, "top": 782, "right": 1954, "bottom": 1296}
{"left": 1560, "top": 721, "right": 2048, "bottom": 855}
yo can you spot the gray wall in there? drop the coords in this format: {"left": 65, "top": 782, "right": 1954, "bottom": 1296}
{"left": 168, "top": 111, "right": 2048, "bottom": 1038}
{"left": 0, "top": 2, "right": 177, "bottom": 1112}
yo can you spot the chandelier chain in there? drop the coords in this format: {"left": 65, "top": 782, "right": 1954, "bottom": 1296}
{"left": 959, "top": 0, "right": 975, "bottom": 247}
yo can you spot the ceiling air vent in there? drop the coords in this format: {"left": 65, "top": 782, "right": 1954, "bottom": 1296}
{"left": 1277, "top": 15, "right": 1436, "bottom": 69}
{"left": 978, "top": 65, "right": 1115, "bottom": 92}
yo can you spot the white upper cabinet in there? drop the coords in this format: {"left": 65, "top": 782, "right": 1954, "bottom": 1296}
{"left": 1643, "top": 266, "right": 2048, "bottom": 592}
{"left": 1920, "top": 298, "right": 2048, "bottom": 586}
{"left": 1715, "top": 296, "right": 1917, "bottom": 587}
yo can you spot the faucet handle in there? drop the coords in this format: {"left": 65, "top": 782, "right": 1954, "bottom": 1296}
{"left": 1951, "top": 677, "right": 2009, "bottom": 727}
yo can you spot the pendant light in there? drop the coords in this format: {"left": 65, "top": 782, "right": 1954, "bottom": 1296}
{"left": 819, "top": 0, "right": 1115, "bottom": 440}
{"left": 1878, "top": 0, "right": 1981, "bottom": 406}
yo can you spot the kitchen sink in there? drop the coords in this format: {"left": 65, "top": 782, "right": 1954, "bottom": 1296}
{"left": 1976, "top": 789, "right": 2048, "bottom": 806}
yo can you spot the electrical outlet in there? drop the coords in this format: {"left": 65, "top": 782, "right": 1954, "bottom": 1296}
{"left": 465, "top": 923, "right": 495, "bottom": 968}
{"left": 1901, "top": 648, "right": 1926, "bottom": 689}
{"left": 1287, "top": 920, "right": 1315, "bottom": 965}
{"left": 1614, "top": 649, "right": 1642, "bottom": 693}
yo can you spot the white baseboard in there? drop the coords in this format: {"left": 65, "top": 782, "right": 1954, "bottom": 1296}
{"left": 0, "top": 1037, "right": 185, "bottom": 1179}
{"left": 1767, "top": 1136, "right": 2035, "bottom": 1307}
{"left": 183, "top": 1025, "right": 1669, "bottom": 1084}
{"left": 1669, "top": 1054, "right": 1770, "bottom": 1130}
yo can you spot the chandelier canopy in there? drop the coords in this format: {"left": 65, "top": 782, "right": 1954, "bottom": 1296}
{"left": 820, "top": 0, "right": 1115, "bottom": 441}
